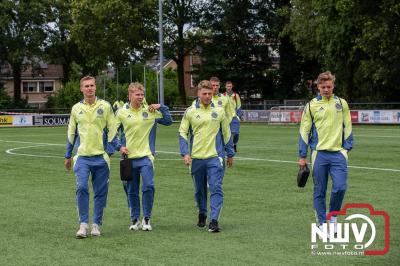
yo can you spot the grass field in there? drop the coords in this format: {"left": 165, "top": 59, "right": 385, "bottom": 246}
{"left": 0, "top": 124, "right": 399, "bottom": 265}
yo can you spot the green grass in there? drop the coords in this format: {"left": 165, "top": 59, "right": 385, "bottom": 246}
{"left": 0, "top": 124, "right": 399, "bottom": 265}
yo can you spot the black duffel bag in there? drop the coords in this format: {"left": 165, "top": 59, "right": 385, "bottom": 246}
{"left": 120, "top": 154, "right": 132, "bottom": 181}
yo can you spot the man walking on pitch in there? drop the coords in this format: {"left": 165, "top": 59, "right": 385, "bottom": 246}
{"left": 298, "top": 71, "right": 353, "bottom": 232}
{"left": 65, "top": 75, "right": 117, "bottom": 238}
{"left": 224, "top": 81, "right": 243, "bottom": 152}
{"left": 179, "top": 80, "right": 235, "bottom": 233}
{"left": 115, "top": 82, "right": 172, "bottom": 231}
{"left": 210, "top": 77, "right": 233, "bottom": 123}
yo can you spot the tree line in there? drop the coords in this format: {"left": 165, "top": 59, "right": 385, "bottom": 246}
{"left": 1, "top": 0, "right": 399, "bottom": 108}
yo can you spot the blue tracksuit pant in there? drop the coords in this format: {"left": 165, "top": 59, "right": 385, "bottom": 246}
{"left": 312, "top": 150, "right": 348, "bottom": 225}
{"left": 123, "top": 157, "right": 155, "bottom": 220}
{"left": 74, "top": 155, "right": 109, "bottom": 225}
{"left": 230, "top": 117, "right": 240, "bottom": 145}
{"left": 191, "top": 157, "right": 224, "bottom": 221}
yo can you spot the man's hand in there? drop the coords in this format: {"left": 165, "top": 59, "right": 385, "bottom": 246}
{"left": 120, "top": 147, "right": 129, "bottom": 154}
{"left": 227, "top": 157, "right": 233, "bottom": 168}
{"left": 183, "top": 154, "right": 191, "bottom": 166}
{"left": 64, "top": 158, "right": 72, "bottom": 171}
{"left": 298, "top": 158, "right": 307, "bottom": 168}
{"left": 148, "top": 104, "right": 161, "bottom": 112}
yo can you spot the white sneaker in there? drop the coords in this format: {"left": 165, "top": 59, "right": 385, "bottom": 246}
{"left": 76, "top": 223, "right": 89, "bottom": 239}
{"left": 91, "top": 224, "right": 101, "bottom": 237}
{"left": 129, "top": 219, "right": 141, "bottom": 230}
{"left": 142, "top": 218, "right": 152, "bottom": 231}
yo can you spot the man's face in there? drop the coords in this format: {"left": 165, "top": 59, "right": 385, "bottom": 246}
{"left": 225, "top": 83, "right": 233, "bottom": 93}
{"left": 318, "top": 80, "right": 334, "bottom": 98}
{"left": 199, "top": 88, "right": 213, "bottom": 106}
{"left": 211, "top": 81, "right": 220, "bottom": 95}
{"left": 129, "top": 89, "right": 144, "bottom": 105}
{"left": 80, "top": 79, "right": 96, "bottom": 98}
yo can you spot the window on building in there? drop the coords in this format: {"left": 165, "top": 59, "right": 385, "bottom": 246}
{"left": 23, "top": 82, "right": 38, "bottom": 92}
{"left": 42, "top": 82, "right": 54, "bottom": 92}
{"left": 22, "top": 81, "right": 54, "bottom": 93}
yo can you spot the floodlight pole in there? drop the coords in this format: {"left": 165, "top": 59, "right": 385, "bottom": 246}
{"left": 158, "top": 0, "right": 164, "bottom": 104}
{"left": 116, "top": 67, "right": 119, "bottom": 100}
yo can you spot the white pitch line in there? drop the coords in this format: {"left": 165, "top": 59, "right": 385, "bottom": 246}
{"left": 355, "top": 134, "right": 400, "bottom": 138}
{"left": 1, "top": 139, "right": 400, "bottom": 172}
{"left": 0, "top": 140, "right": 63, "bottom": 146}
{"left": 6, "top": 145, "right": 64, "bottom": 158}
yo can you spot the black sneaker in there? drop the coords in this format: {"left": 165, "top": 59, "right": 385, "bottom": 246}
{"left": 234, "top": 144, "right": 237, "bottom": 153}
{"left": 208, "top": 219, "right": 220, "bottom": 233}
{"left": 197, "top": 213, "right": 207, "bottom": 228}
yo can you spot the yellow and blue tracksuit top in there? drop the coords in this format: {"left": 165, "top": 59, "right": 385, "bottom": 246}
{"left": 179, "top": 102, "right": 235, "bottom": 159}
{"left": 114, "top": 104, "right": 172, "bottom": 159}
{"left": 65, "top": 98, "right": 117, "bottom": 159}
{"left": 112, "top": 100, "right": 125, "bottom": 112}
{"left": 223, "top": 91, "right": 243, "bottom": 118}
{"left": 212, "top": 93, "right": 234, "bottom": 123}
{"left": 191, "top": 93, "right": 234, "bottom": 122}
{"left": 298, "top": 94, "right": 353, "bottom": 158}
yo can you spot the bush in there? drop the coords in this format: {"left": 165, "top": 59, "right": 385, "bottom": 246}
{"left": 0, "top": 83, "right": 12, "bottom": 109}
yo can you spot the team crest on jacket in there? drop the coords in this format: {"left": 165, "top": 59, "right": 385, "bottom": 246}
{"left": 142, "top": 112, "right": 149, "bottom": 118}
{"left": 335, "top": 103, "right": 342, "bottom": 110}
{"left": 211, "top": 112, "right": 218, "bottom": 118}
{"left": 97, "top": 108, "right": 104, "bottom": 115}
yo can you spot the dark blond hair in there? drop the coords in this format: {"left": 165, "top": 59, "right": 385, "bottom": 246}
{"left": 197, "top": 80, "right": 212, "bottom": 90}
{"left": 317, "top": 71, "right": 335, "bottom": 85}
{"left": 128, "top": 82, "right": 144, "bottom": 93}
{"left": 80, "top": 75, "right": 96, "bottom": 86}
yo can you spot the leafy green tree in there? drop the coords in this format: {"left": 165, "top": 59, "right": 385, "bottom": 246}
{"left": 195, "top": 0, "right": 274, "bottom": 98}
{"left": 0, "top": 0, "right": 51, "bottom": 103}
{"left": 70, "top": 0, "right": 157, "bottom": 75}
{"left": 0, "top": 83, "right": 12, "bottom": 109}
{"left": 162, "top": 0, "right": 208, "bottom": 104}
{"left": 143, "top": 68, "right": 179, "bottom": 106}
{"left": 287, "top": 0, "right": 400, "bottom": 101}
{"left": 45, "top": 0, "right": 86, "bottom": 83}
{"left": 46, "top": 80, "right": 81, "bottom": 109}
{"left": 269, "top": 0, "right": 320, "bottom": 99}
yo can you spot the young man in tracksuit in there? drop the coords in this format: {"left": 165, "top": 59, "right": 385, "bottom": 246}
{"left": 224, "top": 81, "right": 243, "bottom": 152}
{"left": 115, "top": 82, "right": 172, "bottom": 231}
{"left": 298, "top": 71, "right": 353, "bottom": 232}
{"left": 210, "top": 77, "right": 234, "bottom": 124}
{"left": 64, "top": 75, "right": 118, "bottom": 238}
{"left": 179, "top": 80, "right": 235, "bottom": 233}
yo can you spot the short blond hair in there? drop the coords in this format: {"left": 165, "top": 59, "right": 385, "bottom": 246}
{"left": 197, "top": 80, "right": 212, "bottom": 90}
{"left": 128, "top": 82, "right": 144, "bottom": 93}
{"left": 317, "top": 71, "right": 335, "bottom": 85}
{"left": 80, "top": 75, "right": 96, "bottom": 86}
